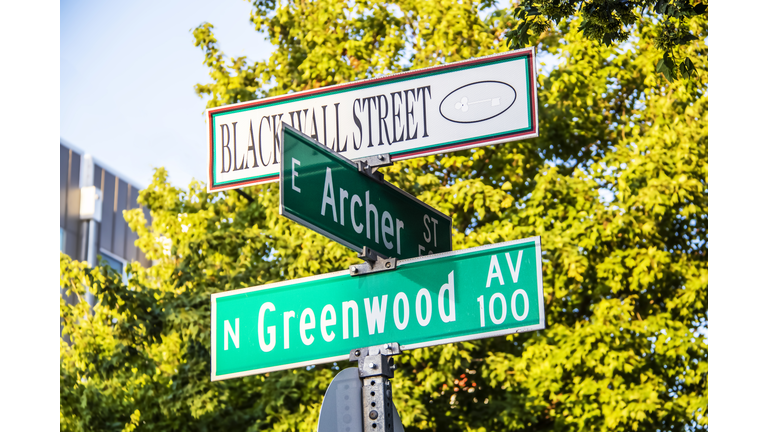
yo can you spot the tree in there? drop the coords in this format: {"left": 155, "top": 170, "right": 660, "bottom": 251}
{"left": 505, "top": 0, "right": 708, "bottom": 82}
{"left": 60, "top": 1, "right": 707, "bottom": 430}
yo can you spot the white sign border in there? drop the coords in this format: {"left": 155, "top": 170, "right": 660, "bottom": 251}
{"left": 211, "top": 235, "right": 545, "bottom": 381}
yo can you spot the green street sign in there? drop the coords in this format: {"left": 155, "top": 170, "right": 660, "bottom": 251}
{"left": 211, "top": 237, "right": 544, "bottom": 381}
{"left": 279, "top": 124, "right": 452, "bottom": 259}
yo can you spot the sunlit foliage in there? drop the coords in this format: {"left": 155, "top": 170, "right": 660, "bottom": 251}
{"left": 60, "top": 1, "right": 707, "bottom": 430}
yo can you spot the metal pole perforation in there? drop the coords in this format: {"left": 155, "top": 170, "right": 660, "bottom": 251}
{"left": 349, "top": 343, "right": 401, "bottom": 432}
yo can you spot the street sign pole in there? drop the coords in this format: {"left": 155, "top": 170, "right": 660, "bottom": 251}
{"left": 349, "top": 343, "right": 402, "bottom": 432}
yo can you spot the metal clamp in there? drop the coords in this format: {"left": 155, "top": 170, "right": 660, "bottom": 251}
{"left": 355, "top": 154, "right": 392, "bottom": 182}
{"left": 350, "top": 247, "right": 397, "bottom": 276}
{"left": 349, "top": 343, "right": 402, "bottom": 378}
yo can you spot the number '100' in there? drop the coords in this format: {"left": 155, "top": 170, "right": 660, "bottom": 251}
{"left": 476, "top": 291, "right": 529, "bottom": 327}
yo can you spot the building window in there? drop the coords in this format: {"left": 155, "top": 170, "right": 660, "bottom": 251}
{"left": 99, "top": 249, "right": 127, "bottom": 284}
{"left": 101, "top": 253, "right": 123, "bottom": 274}
{"left": 60, "top": 228, "right": 66, "bottom": 253}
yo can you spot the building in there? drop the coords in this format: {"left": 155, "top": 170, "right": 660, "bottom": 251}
{"left": 60, "top": 140, "right": 151, "bottom": 307}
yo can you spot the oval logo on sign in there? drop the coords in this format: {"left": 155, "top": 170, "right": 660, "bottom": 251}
{"left": 439, "top": 81, "right": 517, "bottom": 124}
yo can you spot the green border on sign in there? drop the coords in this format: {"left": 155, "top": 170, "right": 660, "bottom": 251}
{"left": 212, "top": 54, "right": 533, "bottom": 188}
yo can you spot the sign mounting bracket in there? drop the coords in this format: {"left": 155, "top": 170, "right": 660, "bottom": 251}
{"left": 350, "top": 246, "right": 397, "bottom": 276}
{"left": 355, "top": 154, "right": 392, "bottom": 182}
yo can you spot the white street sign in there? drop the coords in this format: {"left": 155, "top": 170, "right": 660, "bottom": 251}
{"left": 206, "top": 47, "right": 538, "bottom": 192}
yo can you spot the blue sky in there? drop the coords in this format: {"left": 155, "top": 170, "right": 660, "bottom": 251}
{"left": 61, "top": 0, "right": 545, "bottom": 190}
{"left": 61, "top": 0, "right": 274, "bottom": 188}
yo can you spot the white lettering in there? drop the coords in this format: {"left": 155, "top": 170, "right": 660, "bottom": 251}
{"left": 351, "top": 195, "right": 363, "bottom": 234}
{"left": 224, "top": 318, "right": 239, "bottom": 350}
{"left": 321, "top": 167, "right": 338, "bottom": 222}
{"left": 396, "top": 219, "right": 404, "bottom": 255}
{"left": 511, "top": 289, "right": 530, "bottom": 321}
{"left": 505, "top": 250, "right": 524, "bottom": 283}
{"left": 394, "top": 292, "right": 409, "bottom": 330}
{"left": 382, "top": 211, "right": 394, "bottom": 250}
{"left": 339, "top": 188, "right": 349, "bottom": 226}
{"left": 283, "top": 311, "right": 295, "bottom": 349}
{"left": 365, "top": 191, "right": 379, "bottom": 243}
{"left": 438, "top": 271, "right": 456, "bottom": 323}
{"left": 416, "top": 289, "right": 432, "bottom": 326}
{"left": 342, "top": 300, "right": 359, "bottom": 339}
{"left": 489, "top": 293, "right": 507, "bottom": 324}
{"left": 477, "top": 296, "right": 485, "bottom": 327}
{"left": 258, "top": 303, "right": 276, "bottom": 352}
{"left": 291, "top": 158, "right": 301, "bottom": 193}
{"left": 321, "top": 304, "right": 337, "bottom": 342}
{"left": 423, "top": 215, "right": 432, "bottom": 243}
{"left": 300, "top": 308, "right": 316, "bottom": 345}
{"left": 364, "top": 295, "right": 388, "bottom": 334}
{"left": 430, "top": 217, "right": 438, "bottom": 247}
{"left": 486, "top": 255, "right": 505, "bottom": 287}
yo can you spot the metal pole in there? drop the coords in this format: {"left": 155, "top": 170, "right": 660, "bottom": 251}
{"left": 346, "top": 221, "right": 402, "bottom": 432}
{"left": 349, "top": 343, "right": 402, "bottom": 432}
{"left": 85, "top": 219, "right": 98, "bottom": 308}
{"left": 79, "top": 154, "right": 101, "bottom": 311}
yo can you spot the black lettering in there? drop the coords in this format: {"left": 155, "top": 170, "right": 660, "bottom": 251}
{"left": 258, "top": 116, "right": 271, "bottom": 166}
{"left": 404, "top": 88, "right": 418, "bottom": 141}
{"left": 363, "top": 96, "right": 378, "bottom": 148}
{"left": 310, "top": 108, "right": 319, "bottom": 141}
{"left": 353, "top": 99, "right": 363, "bottom": 150}
{"left": 220, "top": 124, "right": 232, "bottom": 173}
{"left": 321, "top": 105, "right": 328, "bottom": 146}
{"left": 334, "top": 103, "right": 347, "bottom": 152}
{"left": 417, "top": 85, "right": 431, "bottom": 138}
{"left": 390, "top": 91, "right": 404, "bottom": 143}
{"left": 377, "top": 94, "right": 390, "bottom": 146}
{"left": 232, "top": 122, "right": 245, "bottom": 171}
{"left": 245, "top": 120, "right": 258, "bottom": 168}
{"left": 272, "top": 114, "right": 283, "bottom": 165}
{"left": 289, "top": 109, "right": 308, "bottom": 132}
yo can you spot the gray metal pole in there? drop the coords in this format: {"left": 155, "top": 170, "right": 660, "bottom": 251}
{"left": 85, "top": 219, "right": 98, "bottom": 308}
{"left": 78, "top": 154, "right": 102, "bottom": 311}
{"left": 349, "top": 343, "right": 402, "bottom": 432}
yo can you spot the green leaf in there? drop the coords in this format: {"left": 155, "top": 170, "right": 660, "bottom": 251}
{"left": 693, "top": 3, "right": 708, "bottom": 15}
{"left": 679, "top": 33, "right": 698, "bottom": 44}
{"left": 656, "top": 53, "right": 676, "bottom": 81}
{"left": 679, "top": 57, "right": 698, "bottom": 79}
